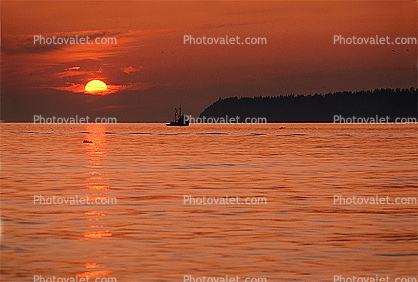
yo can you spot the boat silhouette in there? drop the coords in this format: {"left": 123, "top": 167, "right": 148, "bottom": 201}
{"left": 166, "top": 105, "right": 189, "bottom": 126}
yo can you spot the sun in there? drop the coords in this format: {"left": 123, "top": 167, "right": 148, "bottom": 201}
{"left": 85, "top": 80, "right": 108, "bottom": 93}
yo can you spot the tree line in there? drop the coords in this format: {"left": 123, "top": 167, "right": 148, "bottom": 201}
{"left": 198, "top": 88, "right": 417, "bottom": 122}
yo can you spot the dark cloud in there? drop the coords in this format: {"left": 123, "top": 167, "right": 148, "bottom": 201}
{"left": 2, "top": 30, "right": 124, "bottom": 55}
{"left": 123, "top": 66, "right": 142, "bottom": 74}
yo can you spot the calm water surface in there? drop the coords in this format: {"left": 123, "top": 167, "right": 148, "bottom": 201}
{"left": 1, "top": 123, "right": 417, "bottom": 281}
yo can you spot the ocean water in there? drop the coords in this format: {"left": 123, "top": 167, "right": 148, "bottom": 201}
{"left": 1, "top": 123, "right": 417, "bottom": 282}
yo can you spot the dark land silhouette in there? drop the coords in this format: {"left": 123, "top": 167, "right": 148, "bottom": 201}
{"left": 199, "top": 88, "right": 418, "bottom": 123}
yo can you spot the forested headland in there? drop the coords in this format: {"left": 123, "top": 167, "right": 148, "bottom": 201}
{"left": 198, "top": 88, "right": 417, "bottom": 123}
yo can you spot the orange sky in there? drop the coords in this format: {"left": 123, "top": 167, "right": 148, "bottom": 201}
{"left": 1, "top": 1, "right": 417, "bottom": 121}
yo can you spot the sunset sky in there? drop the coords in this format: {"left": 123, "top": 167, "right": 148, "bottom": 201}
{"left": 1, "top": 1, "right": 417, "bottom": 122}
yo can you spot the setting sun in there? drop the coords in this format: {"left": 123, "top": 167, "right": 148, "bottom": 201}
{"left": 85, "top": 80, "right": 108, "bottom": 93}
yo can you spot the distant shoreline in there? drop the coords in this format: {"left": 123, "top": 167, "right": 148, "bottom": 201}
{"left": 2, "top": 121, "right": 417, "bottom": 124}
{"left": 1, "top": 88, "right": 416, "bottom": 123}
{"left": 198, "top": 87, "right": 417, "bottom": 124}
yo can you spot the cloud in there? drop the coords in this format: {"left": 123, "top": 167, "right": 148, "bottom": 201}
{"left": 1, "top": 30, "right": 123, "bottom": 55}
{"left": 52, "top": 82, "right": 86, "bottom": 93}
{"left": 2, "top": 29, "right": 173, "bottom": 56}
{"left": 51, "top": 82, "right": 158, "bottom": 95}
{"left": 123, "top": 66, "right": 142, "bottom": 74}
{"left": 66, "top": 66, "right": 81, "bottom": 71}
{"left": 54, "top": 66, "right": 103, "bottom": 78}
{"left": 199, "top": 21, "right": 267, "bottom": 30}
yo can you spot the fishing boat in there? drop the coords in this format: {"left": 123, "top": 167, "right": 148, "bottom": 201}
{"left": 166, "top": 105, "right": 190, "bottom": 126}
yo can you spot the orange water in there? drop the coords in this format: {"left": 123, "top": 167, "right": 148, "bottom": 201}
{"left": 1, "top": 123, "right": 417, "bottom": 281}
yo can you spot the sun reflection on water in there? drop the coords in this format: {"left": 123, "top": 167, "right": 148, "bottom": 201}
{"left": 78, "top": 123, "right": 114, "bottom": 279}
